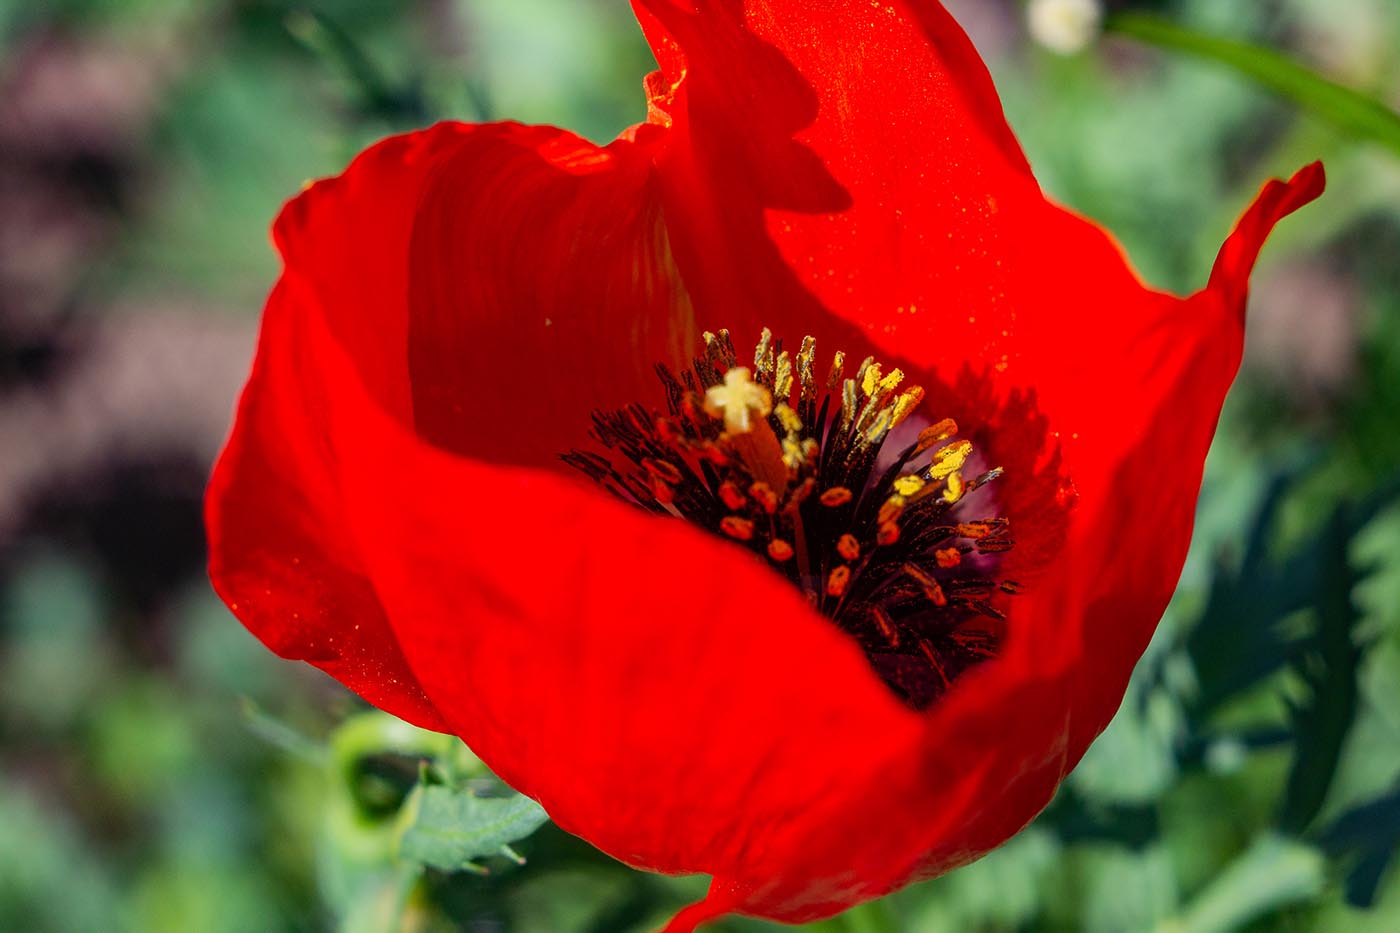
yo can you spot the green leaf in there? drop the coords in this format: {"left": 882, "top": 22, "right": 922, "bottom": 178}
{"left": 1320, "top": 780, "right": 1400, "bottom": 908}
{"left": 1278, "top": 511, "right": 1364, "bottom": 834}
{"left": 1159, "top": 834, "right": 1325, "bottom": 933}
{"left": 1184, "top": 468, "right": 1317, "bottom": 718}
{"left": 1104, "top": 12, "right": 1400, "bottom": 158}
{"left": 396, "top": 785, "right": 550, "bottom": 873}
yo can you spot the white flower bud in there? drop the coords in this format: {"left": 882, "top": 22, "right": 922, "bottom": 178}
{"left": 1027, "top": 0, "right": 1103, "bottom": 55}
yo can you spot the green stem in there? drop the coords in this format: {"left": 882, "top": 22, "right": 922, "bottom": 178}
{"left": 1104, "top": 12, "right": 1400, "bottom": 158}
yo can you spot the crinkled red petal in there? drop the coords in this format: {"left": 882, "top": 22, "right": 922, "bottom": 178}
{"left": 209, "top": 2, "right": 1327, "bottom": 929}
{"left": 208, "top": 120, "right": 696, "bottom": 727}
{"left": 207, "top": 118, "right": 929, "bottom": 907}
{"left": 627, "top": 0, "right": 1324, "bottom": 922}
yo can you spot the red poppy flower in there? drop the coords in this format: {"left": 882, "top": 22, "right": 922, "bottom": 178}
{"left": 205, "top": 1, "right": 1324, "bottom": 929}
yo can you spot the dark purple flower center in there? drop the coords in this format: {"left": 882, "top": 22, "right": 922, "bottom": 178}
{"left": 564, "top": 328, "right": 1016, "bottom": 709}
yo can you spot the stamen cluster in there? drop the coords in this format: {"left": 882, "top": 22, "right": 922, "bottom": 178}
{"left": 563, "top": 329, "right": 1016, "bottom": 708}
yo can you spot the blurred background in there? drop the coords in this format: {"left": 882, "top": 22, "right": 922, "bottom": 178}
{"left": 1, "top": 0, "right": 1398, "bottom": 930}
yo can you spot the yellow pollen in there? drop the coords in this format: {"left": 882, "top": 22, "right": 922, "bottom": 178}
{"left": 892, "top": 474, "right": 926, "bottom": 497}
{"left": 943, "top": 470, "right": 965, "bottom": 503}
{"left": 860, "top": 360, "right": 881, "bottom": 397}
{"left": 890, "top": 387, "right": 925, "bottom": 428}
{"left": 928, "top": 440, "right": 973, "bottom": 480}
{"left": 826, "top": 350, "right": 846, "bottom": 389}
{"left": 775, "top": 403, "right": 803, "bottom": 435}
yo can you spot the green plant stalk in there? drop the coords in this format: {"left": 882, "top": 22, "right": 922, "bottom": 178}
{"left": 1104, "top": 12, "right": 1400, "bottom": 158}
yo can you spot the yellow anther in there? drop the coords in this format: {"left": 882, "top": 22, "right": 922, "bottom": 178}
{"left": 768, "top": 539, "right": 795, "bottom": 562}
{"left": 863, "top": 408, "right": 893, "bottom": 444}
{"left": 875, "top": 368, "right": 905, "bottom": 399}
{"left": 893, "top": 474, "right": 926, "bottom": 497}
{"left": 935, "top": 548, "right": 962, "bottom": 568}
{"left": 796, "top": 336, "right": 818, "bottom": 401}
{"left": 775, "top": 403, "right": 803, "bottom": 435}
{"left": 861, "top": 360, "right": 882, "bottom": 397}
{"left": 774, "top": 351, "right": 794, "bottom": 401}
{"left": 781, "top": 437, "right": 805, "bottom": 470}
{"left": 889, "top": 386, "right": 925, "bottom": 428}
{"left": 928, "top": 440, "right": 972, "bottom": 480}
{"left": 826, "top": 350, "right": 846, "bottom": 390}
{"left": 943, "top": 470, "right": 965, "bottom": 503}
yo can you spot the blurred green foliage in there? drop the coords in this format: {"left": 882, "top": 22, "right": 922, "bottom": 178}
{"left": 1, "top": 0, "right": 1399, "bottom": 931}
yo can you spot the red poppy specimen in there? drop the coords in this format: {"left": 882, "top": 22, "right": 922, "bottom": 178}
{"left": 206, "top": 1, "right": 1324, "bottom": 929}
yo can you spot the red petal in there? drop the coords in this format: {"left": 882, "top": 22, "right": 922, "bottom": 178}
{"left": 208, "top": 120, "right": 694, "bottom": 726}
{"left": 400, "top": 123, "right": 699, "bottom": 463}
{"left": 234, "top": 210, "right": 930, "bottom": 904}
{"left": 209, "top": 118, "right": 930, "bottom": 919}
{"left": 625, "top": 1, "right": 1325, "bottom": 920}
{"left": 210, "top": 1, "right": 1327, "bottom": 926}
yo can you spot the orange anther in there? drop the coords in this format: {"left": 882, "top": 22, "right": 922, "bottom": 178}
{"left": 876, "top": 521, "right": 900, "bottom": 546}
{"left": 718, "top": 481, "right": 748, "bottom": 511}
{"left": 877, "top": 498, "right": 905, "bottom": 525}
{"left": 836, "top": 534, "right": 861, "bottom": 561}
{"left": 720, "top": 516, "right": 755, "bottom": 541}
{"left": 826, "top": 565, "right": 851, "bottom": 597}
{"left": 934, "top": 548, "right": 962, "bottom": 568}
{"left": 749, "top": 481, "right": 780, "bottom": 514}
{"left": 642, "top": 458, "right": 683, "bottom": 484}
{"left": 820, "top": 486, "right": 853, "bottom": 507}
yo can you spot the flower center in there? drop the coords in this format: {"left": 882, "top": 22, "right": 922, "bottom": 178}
{"left": 562, "top": 328, "right": 1016, "bottom": 709}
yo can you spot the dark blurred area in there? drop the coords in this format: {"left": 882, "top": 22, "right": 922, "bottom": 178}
{"left": 1, "top": 1, "right": 1398, "bottom": 931}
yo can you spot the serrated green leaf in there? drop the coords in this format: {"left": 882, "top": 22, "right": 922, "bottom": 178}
{"left": 397, "top": 785, "right": 550, "bottom": 872}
